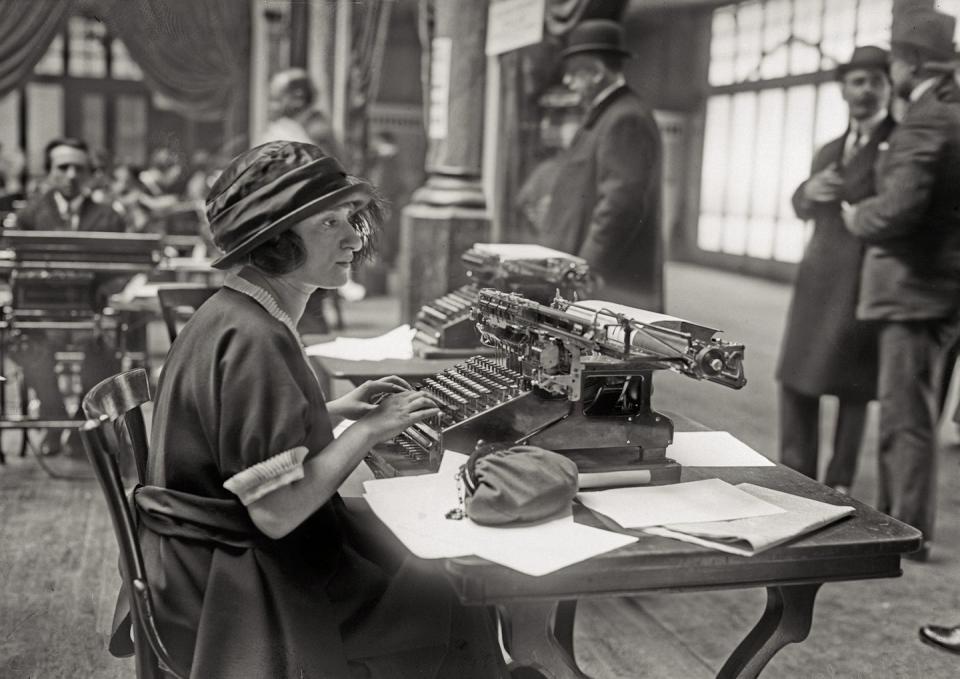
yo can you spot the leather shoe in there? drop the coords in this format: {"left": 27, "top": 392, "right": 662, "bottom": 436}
{"left": 919, "top": 624, "right": 960, "bottom": 655}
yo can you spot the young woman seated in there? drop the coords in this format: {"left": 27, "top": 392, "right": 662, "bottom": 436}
{"left": 111, "top": 141, "right": 506, "bottom": 678}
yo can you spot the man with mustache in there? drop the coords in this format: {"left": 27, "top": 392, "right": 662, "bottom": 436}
{"left": 778, "top": 46, "right": 894, "bottom": 494}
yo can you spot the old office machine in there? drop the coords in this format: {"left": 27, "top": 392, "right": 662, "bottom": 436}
{"left": 369, "top": 289, "right": 747, "bottom": 481}
{"left": 412, "top": 243, "right": 595, "bottom": 357}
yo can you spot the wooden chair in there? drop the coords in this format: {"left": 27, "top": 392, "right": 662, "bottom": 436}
{"left": 156, "top": 285, "right": 218, "bottom": 344}
{"left": 80, "top": 369, "right": 186, "bottom": 679}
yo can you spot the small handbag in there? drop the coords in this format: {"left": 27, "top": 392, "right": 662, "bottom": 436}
{"left": 447, "top": 442, "right": 579, "bottom": 525}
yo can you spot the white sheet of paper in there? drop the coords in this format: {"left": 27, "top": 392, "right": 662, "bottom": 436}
{"left": 304, "top": 325, "right": 416, "bottom": 360}
{"left": 471, "top": 242, "right": 584, "bottom": 262}
{"left": 669, "top": 431, "right": 775, "bottom": 467}
{"left": 577, "top": 478, "right": 786, "bottom": 529}
{"left": 362, "top": 451, "right": 636, "bottom": 575}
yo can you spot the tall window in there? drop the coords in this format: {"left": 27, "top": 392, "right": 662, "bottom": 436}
{"left": 699, "top": 0, "right": 960, "bottom": 264}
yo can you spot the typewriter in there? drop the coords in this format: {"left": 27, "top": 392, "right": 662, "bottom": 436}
{"left": 0, "top": 230, "right": 161, "bottom": 321}
{"left": 367, "top": 289, "right": 747, "bottom": 481}
{"left": 411, "top": 243, "right": 595, "bottom": 358}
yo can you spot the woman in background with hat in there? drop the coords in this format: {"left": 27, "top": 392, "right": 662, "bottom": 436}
{"left": 113, "top": 141, "right": 506, "bottom": 678}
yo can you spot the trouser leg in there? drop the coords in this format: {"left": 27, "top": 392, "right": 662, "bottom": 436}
{"left": 779, "top": 385, "right": 820, "bottom": 479}
{"left": 876, "top": 322, "right": 938, "bottom": 539}
{"left": 824, "top": 398, "right": 869, "bottom": 489}
{"left": 7, "top": 331, "right": 68, "bottom": 419}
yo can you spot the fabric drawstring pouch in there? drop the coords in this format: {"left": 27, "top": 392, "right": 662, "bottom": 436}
{"left": 446, "top": 442, "right": 579, "bottom": 525}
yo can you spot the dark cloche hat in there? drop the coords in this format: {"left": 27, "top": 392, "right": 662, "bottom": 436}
{"left": 835, "top": 45, "right": 889, "bottom": 79}
{"left": 561, "top": 19, "right": 632, "bottom": 59}
{"left": 206, "top": 141, "right": 372, "bottom": 269}
{"left": 891, "top": 3, "right": 957, "bottom": 63}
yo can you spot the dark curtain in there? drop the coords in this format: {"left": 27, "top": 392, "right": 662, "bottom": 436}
{"left": 0, "top": 0, "right": 73, "bottom": 99}
{"left": 545, "top": 0, "right": 627, "bottom": 37}
{"left": 93, "top": 0, "right": 251, "bottom": 147}
{"left": 347, "top": 0, "right": 393, "bottom": 173}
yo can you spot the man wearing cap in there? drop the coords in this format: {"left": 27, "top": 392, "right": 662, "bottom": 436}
{"left": 542, "top": 19, "right": 664, "bottom": 311}
{"left": 777, "top": 46, "right": 894, "bottom": 494}
{"left": 842, "top": 3, "right": 960, "bottom": 561}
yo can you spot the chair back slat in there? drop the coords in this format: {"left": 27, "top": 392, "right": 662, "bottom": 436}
{"left": 80, "top": 418, "right": 186, "bottom": 679}
{"left": 82, "top": 369, "right": 151, "bottom": 484}
{"left": 156, "top": 285, "right": 218, "bottom": 343}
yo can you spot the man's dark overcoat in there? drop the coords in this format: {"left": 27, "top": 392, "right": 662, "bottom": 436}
{"left": 850, "top": 75, "right": 960, "bottom": 321}
{"left": 542, "top": 85, "right": 664, "bottom": 311}
{"left": 777, "top": 117, "right": 896, "bottom": 400}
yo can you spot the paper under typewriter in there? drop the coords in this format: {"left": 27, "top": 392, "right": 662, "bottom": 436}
{"left": 411, "top": 243, "right": 595, "bottom": 357}
{"left": 368, "top": 289, "right": 747, "bottom": 481}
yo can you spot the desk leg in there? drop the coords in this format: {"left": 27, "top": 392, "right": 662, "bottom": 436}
{"left": 717, "top": 583, "right": 821, "bottom": 679}
{"left": 500, "top": 600, "right": 588, "bottom": 679}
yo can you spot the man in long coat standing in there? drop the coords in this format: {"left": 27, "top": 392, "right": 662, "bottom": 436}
{"left": 542, "top": 19, "right": 664, "bottom": 311}
{"left": 843, "top": 4, "right": 960, "bottom": 561}
{"left": 777, "top": 46, "right": 894, "bottom": 493}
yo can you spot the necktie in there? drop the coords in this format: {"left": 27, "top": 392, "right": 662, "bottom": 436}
{"left": 843, "top": 129, "right": 863, "bottom": 165}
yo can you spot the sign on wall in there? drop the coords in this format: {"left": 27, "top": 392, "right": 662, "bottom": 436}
{"left": 486, "top": 0, "right": 545, "bottom": 56}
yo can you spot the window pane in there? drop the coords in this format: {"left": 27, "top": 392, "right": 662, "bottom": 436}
{"left": 856, "top": 0, "right": 892, "bottom": 47}
{"left": 790, "top": 0, "right": 824, "bottom": 76}
{"left": 68, "top": 16, "right": 107, "bottom": 78}
{"left": 111, "top": 39, "right": 143, "bottom": 80}
{"left": 700, "top": 95, "right": 731, "bottom": 217}
{"left": 746, "top": 89, "right": 786, "bottom": 259}
{"left": 813, "top": 81, "right": 847, "bottom": 149}
{"left": 27, "top": 83, "right": 64, "bottom": 175}
{"left": 760, "top": 0, "right": 791, "bottom": 80}
{"left": 734, "top": 2, "right": 764, "bottom": 82}
{"left": 710, "top": 7, "right": 737, "bottom": 86}
{"left": 81, "top": 93, "right": 106, "bottom": 154}
{"left": 822, "top": 0, "right": 857, "bottom": 68}
{"left": 115, "top": 95, "right": 147, "bottom": 166}
{"left": 34, "top": 33, "right": 64, "bottom": 76}
{"left": 722, "top": 91, "right": 758, "bottom": 255}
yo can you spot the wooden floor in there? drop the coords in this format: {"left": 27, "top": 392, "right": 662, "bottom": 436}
{"left": 2, "top": 261, "right": 959, "bottom": 678}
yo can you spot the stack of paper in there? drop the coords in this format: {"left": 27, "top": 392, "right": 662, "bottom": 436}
{"left": 645, "top": 484, "right": 855, "bottom": 556}
{"left": 669, "top": 431, "right": 775, "bottom": 467}
{"left": 305, "top": 325, "right": 417, "bottom": 360}
{"left": 577, "top": 478, "right": 786, "bottom": 529}
{"left": 362, "top": 451, "right": 637, "bottom": 576}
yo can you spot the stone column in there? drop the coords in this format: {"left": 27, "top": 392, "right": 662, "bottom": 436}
{"left": 398, "top": 0, "right": 490, "bottom": 323}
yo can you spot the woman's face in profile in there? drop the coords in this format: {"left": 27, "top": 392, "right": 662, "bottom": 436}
{"left": 289, "top": 203, "right": 363, "bottom": 289}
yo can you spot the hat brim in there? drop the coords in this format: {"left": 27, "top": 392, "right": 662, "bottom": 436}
{"left": 835, "top": 62, "right": 889, "bottom": 79}
{"left": 561, "top": 44, "right": 632, "bottom": 59}
{"left": 210, "top": 182, "right": 373, "bottom": 269}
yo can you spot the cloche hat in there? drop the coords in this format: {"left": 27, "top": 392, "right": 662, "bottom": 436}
{"left": 206, "top": 141, "right": 372, "bottom": 269}
{"left": 561, "top": 19, "right": 632, "bottom": 59}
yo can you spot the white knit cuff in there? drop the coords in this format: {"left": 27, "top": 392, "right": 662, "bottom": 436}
{"left": 223, "top": 446, "right": 309, "bottom": 506}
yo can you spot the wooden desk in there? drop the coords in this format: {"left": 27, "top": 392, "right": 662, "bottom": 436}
{"left": 443, "top": 461, "right": 921, "bottom": 679}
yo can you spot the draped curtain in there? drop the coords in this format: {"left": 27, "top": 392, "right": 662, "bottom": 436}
{"left": 346, "top": 0, "right": 394, "bottom": 173}
{"left": 93, "top": 0, "right": 251, "bottom": 145}
{"left": 0, "top": 0, "right": 72, "bottom": 99}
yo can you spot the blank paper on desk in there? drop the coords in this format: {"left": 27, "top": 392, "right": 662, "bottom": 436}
{"left": 577, "top": 478, "right": 786, "bottom": 529}
{"left": 362, "top": 451, "right": 637, "bottom": 576}
{"left": 670, "top": 431, "right": 775, "bottom": 467}
{"left": 645, "top": 484, "right": 856, "bottom": 556}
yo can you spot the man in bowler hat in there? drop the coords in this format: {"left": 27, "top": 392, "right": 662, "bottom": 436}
{"left": 542, "top": 19, "right": 664, "bottom": 311}
{"left": 777, "top": 45, "right": 894, "bottom": 494}
{"left": 842, "top": 2, "right": 960, "bottom": 563}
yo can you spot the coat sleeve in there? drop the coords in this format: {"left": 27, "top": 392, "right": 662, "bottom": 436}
{"left": 14, "top": 199, "right": 38, "bottom": 229}
{"left": 215, "top": 328, "right": 320, "bottom": 506}
{"left": 792, "top": 145, "right": 831, "bottom": 220}
{"left": 579, "top": 111, "right": 658, "bottom": 267}
{"left": 848, "top": 107, "right": 945, "bottom": 242}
